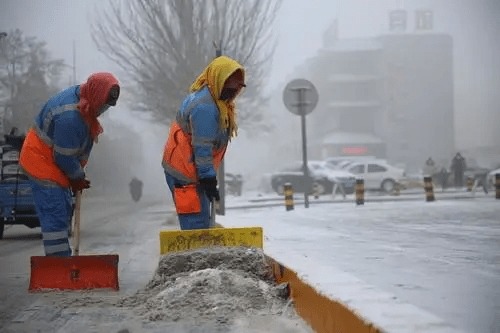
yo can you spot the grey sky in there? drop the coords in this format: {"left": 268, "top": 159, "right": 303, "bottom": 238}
{"left": 1, "top": 0, "right": 499, "bottom": 148}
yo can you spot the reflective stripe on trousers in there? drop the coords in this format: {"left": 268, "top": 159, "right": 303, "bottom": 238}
{"left": 30, "top": 180, "right": 73, "bottom": 256}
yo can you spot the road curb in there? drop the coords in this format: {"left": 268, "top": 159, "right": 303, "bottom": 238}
{"left": 262, "top": 252, "right": 468, "bottom": 333}
{"left": 226, "top": 193, "right": 481, "bottom": 211}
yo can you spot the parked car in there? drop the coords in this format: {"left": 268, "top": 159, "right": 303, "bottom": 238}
{"left": 327, "top": 159, "right": 356, "bottom": 170}
{"left": 225, "top": 173, "right": 243, "bottom": 196}
{"left": 340, "top": 160, "right": 405, "bottom": 192}
{"left": 270, "top": 161, "right": 356, "bottom": 195}
{"left": 487, "top": 168, "right": 500, "bottom": 188}
{"left": 446, "top": 166, "right": 491, "bottom": 188}
{"left": 0, "top": 177, "right": 40, "bottom": 239}
{"left": 324, "top": 156, "right": 378, "bottom": 169}
{"left": 0, "top": 136, "right": 40, "bottom": 239}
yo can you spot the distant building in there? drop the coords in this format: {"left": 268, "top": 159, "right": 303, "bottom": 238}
{"left": 377, "top": 33, "right": 454, "bottom": 170}
{"left": 307, "top": 24, "right": 454, "bottom": 171}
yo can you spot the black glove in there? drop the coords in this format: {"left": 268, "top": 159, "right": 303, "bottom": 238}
{"left": 199, "top": 177, "right": 220, "bottom": 201}
{"left": 70, "top": 178, "right": 91, "bottom": 193}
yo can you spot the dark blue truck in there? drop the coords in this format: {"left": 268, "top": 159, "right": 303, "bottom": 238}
{"left": 0, "top": 133, "right": 39, "bottom": 239}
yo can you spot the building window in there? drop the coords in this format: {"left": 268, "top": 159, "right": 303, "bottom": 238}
{"left": 389, "top": 10, "right": 407, "bottom": 32}
{"left": 415, "top": 10, "right": 433, "bottom": 31}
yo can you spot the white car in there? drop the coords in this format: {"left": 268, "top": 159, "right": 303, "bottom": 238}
{"left": 308, "top": 161, "right": 357, "bottom": 186}
{"left": 270, "top": 161, "right": 357, "bottom": 195}
{"left": 340, "top": 160, "right": 406, "bottom": 192}
{"left": 324, "top": 156, "right": 378, "bottom": 170}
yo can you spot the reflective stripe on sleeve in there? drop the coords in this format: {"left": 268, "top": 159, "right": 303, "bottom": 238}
{"left": 53, "top": 144, "right": 82, "bottom": 156}
{"left": 162, "top": 161, "right": 195, "bottom": 183}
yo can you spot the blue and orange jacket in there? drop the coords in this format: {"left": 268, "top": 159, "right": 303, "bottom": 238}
{"left": 162, "top": 86, "right": 228, "bottom": 183}
{"left": 19, "top": 72, "right": 119, "bottom": 188}
{"left": 20, "top": 86, "right": 92, "bottom": 187}
{"left": 162, "top": 56, "right": 244, "bottom": 184}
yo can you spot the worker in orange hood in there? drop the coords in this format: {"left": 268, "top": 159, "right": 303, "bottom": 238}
{"left": 162, "top": 56, "right": 245, "bottom": 229}
{"left": 19, "top": 72, "right": 120, "bottom": 256}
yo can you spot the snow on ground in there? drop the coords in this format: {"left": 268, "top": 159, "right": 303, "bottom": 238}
{"left": 221, "top": 192, "right": 500, "bottom": 333}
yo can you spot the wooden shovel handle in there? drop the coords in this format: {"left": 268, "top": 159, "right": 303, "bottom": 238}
{"left": 73, "top": 192, "right": 81, "bottom": 256}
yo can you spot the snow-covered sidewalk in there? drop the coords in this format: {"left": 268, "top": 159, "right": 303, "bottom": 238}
{"left": 218, "top": 196, "right": 500, "bottom": 333}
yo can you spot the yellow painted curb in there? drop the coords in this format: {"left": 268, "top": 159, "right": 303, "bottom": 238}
{"left": 266, "top": 255, "right": 384, "bottom": 333}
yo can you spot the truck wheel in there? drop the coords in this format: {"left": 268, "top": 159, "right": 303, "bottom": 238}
{"left": 0, "top": 220, "right": 4, "bottom": 239}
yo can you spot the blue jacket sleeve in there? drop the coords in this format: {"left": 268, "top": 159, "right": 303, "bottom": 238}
{"left": 190, "top": 101, "right": 219, "bottom": 179}
{"left": 52, "top": 114, "right": 87, "bottom": 180}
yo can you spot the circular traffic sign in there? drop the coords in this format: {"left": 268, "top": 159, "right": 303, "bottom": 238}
{"left": 283, "top": 79, "right": 319, "bottom": 116}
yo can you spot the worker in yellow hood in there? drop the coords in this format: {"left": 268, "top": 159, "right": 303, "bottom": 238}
{"left": 162, "top": 56, "right": 246, "bottom": 229}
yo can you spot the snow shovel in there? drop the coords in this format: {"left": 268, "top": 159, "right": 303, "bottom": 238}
{"left": 29, "top": 192, "right": 119, "bottom": 291}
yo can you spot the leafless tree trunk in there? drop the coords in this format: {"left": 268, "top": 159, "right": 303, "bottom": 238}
{"left": 91, "top": 0, "right": 282, "bottom": 131}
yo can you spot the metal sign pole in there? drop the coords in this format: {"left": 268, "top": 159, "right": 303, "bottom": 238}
{"left": 215, "top": 41, "right": 225, "bottom": 215}
{"left": 298, "top": 88, "right": 310, "bottom": 208}
{"left": 283, "top": 78, "right": 318, "bottom": 209}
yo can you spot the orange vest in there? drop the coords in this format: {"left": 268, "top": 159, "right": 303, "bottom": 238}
{"left": 162, "top": 122, "right": 226, "bottom": 183}
{"left": 19, "top": 128, "right": 71, "bottom": 187}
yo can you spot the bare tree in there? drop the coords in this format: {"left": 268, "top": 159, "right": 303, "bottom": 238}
{"left": 91, "top": 0, "right": 282, "bottom": 132}
{"left": 0, "top": 29, "right": 65, "bottom": 134}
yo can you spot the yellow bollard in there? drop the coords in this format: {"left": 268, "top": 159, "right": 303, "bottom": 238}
{"left": 355, "top": 178, "right": 364, "bottom": 205}
{"left": 312, "top": 181, "right": 320, "bottom": 199}
{"left": 466, "top": 176, "right": 474, "bottom": 192}
{"left": 496, "top": 174, "right": 500, "bottom": 200}
{"left": 393, "top": 181, "right": 401, "bottom": 196}
{"left": 284, "top": 183, "right": 294, "bottom": 211}
{"left": 424, "top": 176, "right": 435, "bottom": 202}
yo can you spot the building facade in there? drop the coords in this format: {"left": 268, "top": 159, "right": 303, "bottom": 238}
{"left": 307, "top": 30, "right": 455, "bottom": 171}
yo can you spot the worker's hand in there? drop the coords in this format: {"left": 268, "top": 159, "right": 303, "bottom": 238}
{"left": 70, "top": 178, "right": 91, "bottom": 193}
{"left": 199, "top": 177, "right": 220, "bottom": 202}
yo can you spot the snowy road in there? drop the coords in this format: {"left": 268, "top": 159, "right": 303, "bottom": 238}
{"left": 0, "top": 192, "right": 312, "bottom": 333}
{"left": 1, "top": 189, "right": 499, "bottom": 333}
{"left": 221, "top": 193, "right": 500, "bottom": 333}
{"left": 0, "top": 192, "right": 169, "bottom": 332}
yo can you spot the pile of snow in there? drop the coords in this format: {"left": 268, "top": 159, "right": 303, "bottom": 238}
{"left": 119, "top": 247, "right": 294, "bottom": 325}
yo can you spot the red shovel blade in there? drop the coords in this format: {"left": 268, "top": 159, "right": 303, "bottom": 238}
{"left": 29, "top": 255, "right": 119, "bottom": 291}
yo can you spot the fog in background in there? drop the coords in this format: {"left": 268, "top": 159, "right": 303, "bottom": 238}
{"left": 1, "top": 0, "right": 499, "bottom": 195}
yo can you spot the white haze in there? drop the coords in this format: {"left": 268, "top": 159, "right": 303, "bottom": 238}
{"left": 1, "top": 0, "right": 499, "bottom": 195}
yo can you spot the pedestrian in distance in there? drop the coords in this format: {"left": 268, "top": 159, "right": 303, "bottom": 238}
{"left": 423, "top": 157, "right": 437, "bottom": 178}
{"left": 129, "top": 177, "right": 143, "bottom": 202}
{"left": 162, "top": 56, "right": 246, "bottom": 230}
{"left": 450, "top": 152, "right": 467, "bottom": 187}
{"left": 19, "top": 72, "right": 120, "bottom": 256}
{"left": 437, "top": 167, "right": 449, "bottom": 191}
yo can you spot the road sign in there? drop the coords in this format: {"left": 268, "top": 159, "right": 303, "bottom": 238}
{"left": 282, "top": 79, "right": 319, "bottom": 209}
{"left": 283, "top": 79, "right": 318, "bottom": 116}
